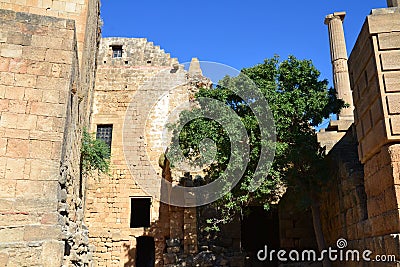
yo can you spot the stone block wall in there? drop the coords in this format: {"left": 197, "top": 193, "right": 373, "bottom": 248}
{"left": 0, "top": 8, "right": 97, "bottom": 266}
{"left": 0, "top": 0, "right": 99, "bottom": 68}
{"left": 86, "top": 38, "right": 204, "bottom": 267}
{"left": 348, "top": 8, "right": 400, "bottom": 164}
{"left": 318, "top": 7, "right": 400, "bottom": 266}
{"left": 279, "top": 196, "right": 318, "bottom": 251}
{"left": 319, "top": 127, "right": 368, "bottom": 246}
{"left": 0, "top": 0, "right": 101, "bottom": 127}
{"left": 348, "top": 7, "right": 400, "bottom": 264}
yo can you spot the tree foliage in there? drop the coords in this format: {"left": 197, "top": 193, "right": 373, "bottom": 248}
{"left": 81, "top": 128, "right": 111, "bottom": 175}
{"left": 168, "top": 56, "right": 344, "bottom": 228}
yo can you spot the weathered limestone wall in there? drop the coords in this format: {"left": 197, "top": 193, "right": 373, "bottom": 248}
{"left": 319, "top": 127, "right": 368, "bottom": 253}
{"left": 0, "top": 8, "right": 96, "bottom": 266}
{"left": 320, "top": 134, "right": 400, "bottom": 267}
{"left": 319, "top": 7, "right": 400, "bottom": 267}
{"left": 279, "top": 196, "right": 318, "bottom": 251}
{"left": 348, "top": 8, "right": 400, "bottom": 261}
{"left": 0, "top": 0, "right": 101, "bottom": 127}
{"left": 79, "top": 0, "right": 101, "bottom": 126}
{"left": 86, "top": 38, "right": 202, "bottom": 267}
{"left": 0, "top": 0, "right": 99, "bottom": 67}
{"left": 349, "top": 8, "right": 400, "bottom": 164}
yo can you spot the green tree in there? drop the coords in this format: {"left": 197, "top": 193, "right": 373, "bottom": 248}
{"left": 81, "top": 129, "right": 111, "bottom": 175}
{"left": 169, "top": 56, "right": 343, "bottom": 264}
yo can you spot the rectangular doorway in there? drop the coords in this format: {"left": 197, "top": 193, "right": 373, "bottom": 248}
{"left": 135, "top": 236, "right": 155, "bottom": 267}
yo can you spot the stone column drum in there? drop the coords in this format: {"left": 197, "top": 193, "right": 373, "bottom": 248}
{"left": 325, "top": 12, "right": 354, "bottom": 120}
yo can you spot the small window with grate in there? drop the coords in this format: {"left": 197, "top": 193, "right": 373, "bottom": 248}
{"left": 96, "top": 124, "right": 113, "bottom": 149}
{"left": 130, "top": 197, "right": 151, "bottom": 228}
{"left": 111, "top": 45, "right": 122, "bottom": 58}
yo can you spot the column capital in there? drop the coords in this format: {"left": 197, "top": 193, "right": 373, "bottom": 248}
{"left": 324, "top": 11, "right": 346, "bottom": 25}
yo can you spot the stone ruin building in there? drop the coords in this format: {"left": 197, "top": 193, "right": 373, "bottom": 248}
{"left": 0, "top": 0, "right": 399, "bottom": 266}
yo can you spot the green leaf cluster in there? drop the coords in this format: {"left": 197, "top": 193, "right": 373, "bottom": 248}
{"left": 81, "top": 128, "right": 111, "bottom": 175}
{"left": 169, "top": 56, "right": 344, "bottom": 229}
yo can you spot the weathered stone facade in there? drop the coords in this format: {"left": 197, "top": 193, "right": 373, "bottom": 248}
{"left": 1, "top": 0, "right": 400, "bottom": 267}
{"left": 0, "top": 0, "right": 100, "bottom": 266}
{"left": 85, "top": 38, "right": 209, "bottom": 266}
{"left": 318, "top": 5, "right": 400, "bottom": 267}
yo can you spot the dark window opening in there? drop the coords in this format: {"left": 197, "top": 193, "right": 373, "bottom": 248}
{"left": 111, "top": 45, "right": 122, "bottom": 58}
{"left": 96, "top": 124, "right": 113, "bottom": 149}
{"left": 130, "top": 197, "right": 151, "bottom": 228}
{"left": 147, "top": 60, "right": 151, "bottom": 64}
{"left": 136, "top": 236, "right": 155, "bottom": 267}
{"left": 125, "top": 61, "right": 129, "bottom": 64}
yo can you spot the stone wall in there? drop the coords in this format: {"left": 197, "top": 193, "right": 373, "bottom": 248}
{"left": 0, "top": 0, "right": 101, "bottom": 126}
{"left": 320, "top": 130, "right": 400, "bottom": 267}
{"left": 349, "top": 8, "right": 400, "bottom": 164}
{"left": 348, "top": 7, "right": 400, "bottom": 266}
{"left": 279, "top": 196, "right": 318, "bottom": 251}
{"left": 318, "top": 7, "right": 400, "bottom": 267}
{"left": 0, "top": 0, "right": 99, "bottom": 68}
{"left": 0, "top": 7, "right": 98, "bottom": 266}
{"left": 86, "top": 38, "right": 205, "bottom": 267}
{"left": 319, "top": 127, "right": 368, "bottom": 256}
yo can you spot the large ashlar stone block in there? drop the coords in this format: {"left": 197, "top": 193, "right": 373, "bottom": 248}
{"left": 387, "top": 94, "right": 400, "bottom": 114}
{"left": 14, "top": 73, "right": 37, "bottom": 87}
{"left": 6, "top": 138, "right": 29, "bottom": 158}
{"left": 5, "top": 158, "right": 25, "bottom": 179}
{"left": 0, "top": 227, "right": 24, "bottom": 242}
{"left": 0, "top": 252, "right": 8, "bottom": 267}
{"left": 22, "top": 46, "right": 47, "bottom": 61}
{"left": 0, "top": 44, "right": 22, "bottom": 58}
{"left": 42, "top": 240, "right": 64, "bottom": 267}
{"left": 0, "top": 179, "right": 16, "bottom": 198}
{"left": 7, "top": 32, "right": 32, "bottom": 46}
{"left": 23, "top": 225, "right": 62, "bottom": 241}
{"left": 26, "top": 61, "right": 52, "bottom": 76}
{"left": 378, "top": 32, "right": 400, "bottom": 50}
{"left": 29, "top": 140, "right": 53, "bottom": 159}
{"left": 45, "top": 49, "right": 73, "bottom": 64}
{"left": 349, "top": 9, "right": 400, "bottom": 163}
{"left": 384, "top": 72, "right": 400, "bottom": 92}
{"left": 8, "top": 58, "right": 28, "bottom": 74}
{"left": 381, "top": 51, "right": 400, "bottom": 70}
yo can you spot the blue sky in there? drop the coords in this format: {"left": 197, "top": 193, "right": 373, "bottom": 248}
{"left": 101, "top": 0, "right": 383, "bottom": 88}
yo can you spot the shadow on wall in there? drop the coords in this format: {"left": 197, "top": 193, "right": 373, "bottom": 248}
{"left": 123, "top": 243, "right": 136, "bottom": 267}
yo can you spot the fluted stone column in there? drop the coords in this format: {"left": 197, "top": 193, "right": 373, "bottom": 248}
{"left": 387, "top": 0, "right": 400, "bottom": 7}
{"left": 325, "top": 12, "right": 354, "bottom": 120}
